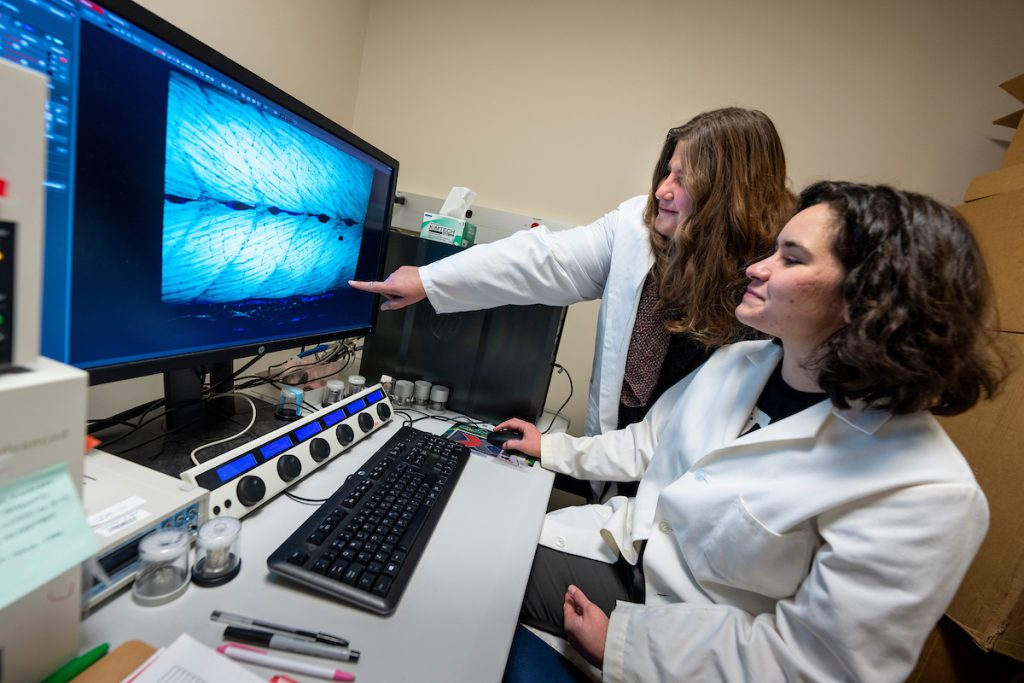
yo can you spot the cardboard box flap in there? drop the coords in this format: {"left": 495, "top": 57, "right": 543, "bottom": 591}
{"left": 1000, "top": 73, "right": 1024, "bottom": 103}
{"left": 1004, "top": 113, "right": 1024, "bottom": 169}
{"left": 994, "top": 109, "right": 1024, "bottom": 129}
{"left": 963, "top": 163, "right": 1024, "bottom": 201}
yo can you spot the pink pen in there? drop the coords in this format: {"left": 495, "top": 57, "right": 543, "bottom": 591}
{"left": 218, "top": 642, "right": 356, "bottom": 681}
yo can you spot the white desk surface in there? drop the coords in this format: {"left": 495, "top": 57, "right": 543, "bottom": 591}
{"left": 80, "top": 415, "right": 554, "bottom": 682}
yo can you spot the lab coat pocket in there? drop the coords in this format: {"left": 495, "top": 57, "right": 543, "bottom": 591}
{"left": 699, "top": 497, "right": 816, "bottom": 600}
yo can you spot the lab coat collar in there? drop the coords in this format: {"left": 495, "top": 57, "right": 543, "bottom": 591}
{"left": 725, "top": 342, "right": 893, "bottom": 448}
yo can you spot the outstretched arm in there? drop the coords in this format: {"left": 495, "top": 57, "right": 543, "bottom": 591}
{"left": 349, "top": 265, "right": 425, "bottom": 311}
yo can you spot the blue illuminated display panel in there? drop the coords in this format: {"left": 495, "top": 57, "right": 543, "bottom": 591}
{"left": 346, "top": 398, "right": 367, "bottom": 415}
{"left": 217, "top": 453, "right": 258, "bottom": 483}
{"left": 366, "top": 389, "right": 384, "bottom": 403}
{"left": 295, "top": 421, "right": 323, "bottom": 440}
{"left": 323, "top": 408, "right": 346, "bottom": 427}
{"left": 260, "top": 435, "right": 293, "bottom": 460}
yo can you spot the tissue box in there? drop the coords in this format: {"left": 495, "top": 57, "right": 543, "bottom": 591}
{"left": 420, "top": 212, "right": 476, "bottom": 247}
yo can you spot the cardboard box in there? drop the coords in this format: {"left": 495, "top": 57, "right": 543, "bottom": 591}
{"left": 963, "top": 162, "right": 1024, "bottom": 201}
{"left": 1001, "top": 114, "right": 1024, "bottom": 169}
{"left": 939, "top": 331, "right": 1024, "bottom": 660}
{"left": 955, "top": 188, "right": 1024, "bottom": 333}
{"left": 1000, "top": 74, "right": 1024, "bottom": 168}
{"left": 420, "top": 212, "right": 476, "bottom": 247}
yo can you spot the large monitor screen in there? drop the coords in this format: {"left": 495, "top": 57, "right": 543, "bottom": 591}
{"left": 0, "top": 0, "right": 396, "bottom": 383}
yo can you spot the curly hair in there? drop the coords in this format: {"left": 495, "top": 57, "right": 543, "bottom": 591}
{"left": 643, "top": 108, "right": 796, "bottom": 347}
{"left": 803, "top": 181, "right": 1010, "bottom": 415}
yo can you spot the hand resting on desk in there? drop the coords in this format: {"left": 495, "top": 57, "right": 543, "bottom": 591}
{"left": 492, "top": 418, "right": 542, "bottom": 458}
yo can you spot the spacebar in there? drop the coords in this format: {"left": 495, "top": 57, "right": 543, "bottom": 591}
{"left": 398, "top": 506, "right": 428, "bottom": 552}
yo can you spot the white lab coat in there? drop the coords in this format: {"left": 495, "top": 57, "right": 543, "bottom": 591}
{"left": 539, "top": 341, "right": 988, "bottom": 682}
{"left": 420, "top": 196, "right": 652, "bottom": 436}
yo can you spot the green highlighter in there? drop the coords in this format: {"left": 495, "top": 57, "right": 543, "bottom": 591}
{"left": 41, "top": 643, "right": 110, "bottom": 683}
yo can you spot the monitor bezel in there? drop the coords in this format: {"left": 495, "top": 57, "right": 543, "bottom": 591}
{"left": 69, "top": 0, "right": 397, "bottom": 385}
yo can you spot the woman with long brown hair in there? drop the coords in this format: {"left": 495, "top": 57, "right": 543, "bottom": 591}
{"left": 352, "top": 108, "right": 794, "bottom": 450}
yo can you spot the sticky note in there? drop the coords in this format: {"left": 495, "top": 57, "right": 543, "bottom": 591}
{"left": 0, "top": 463, "right": 99, "bottom": 611}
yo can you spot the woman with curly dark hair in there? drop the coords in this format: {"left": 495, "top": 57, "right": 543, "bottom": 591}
{"left": 497, "top": 181, "right": 1010, "bottom": 682}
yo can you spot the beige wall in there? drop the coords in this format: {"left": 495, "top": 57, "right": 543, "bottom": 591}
{"left": 133, "top": 0, "right": 370, "bottom": 127}
{"left": 353, "top": 0, "right": 1024, "bottom": 434}
{"left": 88, "top": 0, "right": 371, "bottom": 419}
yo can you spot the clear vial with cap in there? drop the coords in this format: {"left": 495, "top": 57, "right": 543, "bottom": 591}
{"left": 413, "top": 380, "right": 432, "bottom": 407}
{"left": 429, "top": 385, "right": 450, "bottom": 410}
{"left": 133, "top": 529, "right": 190, "bottom": 606}
{"left": 191, "top": 516, "right": 242, "bottom": 587}
{"left": 346, "top": 374, "right": 366, "bottom": 397}
{"left": 379, "top": 374, "right": 394, "bottom": 398}
{"left": 276, "top": 385, "right": 303, "bottom": 420}
{"left": 322, "top": 379, "right": 344, "bottom": 407}
{"left": 393, "top": 379, "right": 414, "bottom": 407}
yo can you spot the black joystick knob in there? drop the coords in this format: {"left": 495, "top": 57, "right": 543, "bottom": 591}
{"left": 358, "top": 412, "right": 374, "bottom": 433}
{"left": 337, "top": 424, "right": 354, "bottom": 446}
{"left": 277, "top": 454, "right": 301, "bottom": 481}
{"left": 377, "top": 403, "right": 392, "bottom": 420}
{"left": 309, "top": 437, "right": 331, "bottom": 462}
{"left": 236, "top": 475, "right": 266, "bottom": 507}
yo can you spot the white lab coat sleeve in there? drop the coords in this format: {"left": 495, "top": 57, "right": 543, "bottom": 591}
{"left": 418, "top": 209, "right": 619, "bottom": 313}
{"left": 602, "top": 483, "right": 988, "bottom": 683}
{"left": 539, "top": 369, "right": 694, "bottom": 482}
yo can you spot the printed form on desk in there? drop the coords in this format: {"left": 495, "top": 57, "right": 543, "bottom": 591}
{"left": 125, "top": 633, "right": 263, "bottom": 683}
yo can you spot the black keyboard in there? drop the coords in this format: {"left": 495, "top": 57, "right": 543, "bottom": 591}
{"left": 267, "top": 425, "right": 470, "bottom": 615}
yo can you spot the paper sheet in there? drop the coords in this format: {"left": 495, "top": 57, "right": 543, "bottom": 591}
{"left": 124, "top": 633, "right": 264, "bottom": 683}
{"left": 0, "top": 463, "right": 99, "bottom": 611}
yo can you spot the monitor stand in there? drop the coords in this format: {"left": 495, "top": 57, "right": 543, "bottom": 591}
{"left": 102, "top": 361, "right": 287, "bottom": 478}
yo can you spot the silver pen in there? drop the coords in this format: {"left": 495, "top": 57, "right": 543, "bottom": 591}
{"left": 224, "top": 625, "right": 361, "bottom": 662}
{"left": 211, "top": 610, "right": 350, "bottom": 648}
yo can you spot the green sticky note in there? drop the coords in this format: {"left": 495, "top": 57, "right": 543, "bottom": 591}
{"left": 0, "top": 463, "right": 99, "bottom": 611}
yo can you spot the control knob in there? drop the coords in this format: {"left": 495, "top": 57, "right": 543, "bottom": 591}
{"left": 277, "top": 454, "right": 302, "bottom": 482}
{"left": 337, "top": 424, "right": 354, "bottom": 446}
{"left": 236, "top": 475, "right": 266, "bottom": 507}
{"left": 358, "top": 412, "right": 374, "bottom": 433}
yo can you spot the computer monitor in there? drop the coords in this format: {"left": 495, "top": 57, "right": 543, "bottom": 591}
{"left": 1, "top": 0, "right": 397, "bottom": 449}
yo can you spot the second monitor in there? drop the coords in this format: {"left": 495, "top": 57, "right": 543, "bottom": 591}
{"left": 360, "top": 231, "right": 566, "bottom": 427}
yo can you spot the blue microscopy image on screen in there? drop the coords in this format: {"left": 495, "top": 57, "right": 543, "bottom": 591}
{"left": 162, "top": 72, "right": 372, "bottom": 305}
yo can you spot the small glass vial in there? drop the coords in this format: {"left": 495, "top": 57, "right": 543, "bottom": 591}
{"left": 379, "top": 374, "right": 394, "bottom": 399}
{"left": 276, "top": 385, "right": 303, "bottom": 420}
{"left": 346, "top": 374, "right": 366, "bottom": 397}
{"left": 429, "top": 385, "right": 450, "bottom": 410}
{"left": 413, "top": 380, "right": 432, "bottom": 407}
{"left": 191, "top": 516, "right": 242, "bottom": 587}
{"left": 393, "top": 379, "right": 414, "bottom": 407}
{"left": 322, "top": 379, "right": 344, "bottom": 407}
{"left": 133, "top": 529, "right": 190, "bottom": 606}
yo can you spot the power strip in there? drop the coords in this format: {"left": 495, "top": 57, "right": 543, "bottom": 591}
{"left": 180, "top": 384, "right": 393, "bottom": 519}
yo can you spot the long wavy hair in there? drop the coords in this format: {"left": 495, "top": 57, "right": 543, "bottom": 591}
{"left": 643, "top": 108, "right": 795, "bottom": 346}
{"left": 804, "top": 181, "right": 1011, "bottom": 415}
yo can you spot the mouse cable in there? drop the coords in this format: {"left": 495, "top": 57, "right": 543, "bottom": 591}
{"left": 542, "top": 363, "right": 573, "bottom": 434}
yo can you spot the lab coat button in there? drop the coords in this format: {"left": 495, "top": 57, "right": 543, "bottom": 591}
{"left": 695, "top": 469, "right": 706, "bottom": 481}
{"left": 555, "top": 536, "right": 567, "bottom": 548}
{"left": 658, "top": 521, "right": 671, "bottom": 533}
